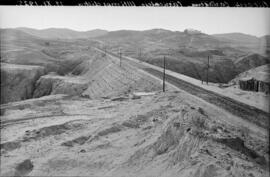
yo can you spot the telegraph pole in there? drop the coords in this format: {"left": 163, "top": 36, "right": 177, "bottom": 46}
{"left": 206, "top": 56, "right": 209, "bottom": 85}
{"left": 139, "top": 48, "right": 141, "bottom": 60}
{"left": 119, "top": 48, "right": 122, "bottom": 67}
{"left": 163, "top": 56, "right": 166, "bottom": 92}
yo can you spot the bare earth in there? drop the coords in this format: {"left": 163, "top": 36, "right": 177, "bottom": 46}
{"left": 1, "top": 27, "right": 269, "bottom": 177}
{"left": 1, "top": 90, "right": 268, "bottom": 177}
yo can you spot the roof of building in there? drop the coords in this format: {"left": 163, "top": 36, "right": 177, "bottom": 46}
{"left": 253, "top": 73, "right": 270, "bottom": 83}
{"left": 239, "top": 74, "right": 270, "bottom": 83}
{"left": 239, "top": 77, "right": 253, "bottom": 81}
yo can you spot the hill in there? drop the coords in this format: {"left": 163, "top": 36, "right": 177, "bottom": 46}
{"left": 2, "top": 27, "right": 269, "bottom": 84}
{"left": 260, "top": 35, "right": 270, "bottom": 55}
{"left": 94, "top": 29, "right": 270, "bottom": 83}
{"left": 230, "top": 64, "right": 270, "bottom": 84}
{"left": 234, "top": 53, "right": 270, "bottom": 73}
{"left": 212, "top": 33, "right": 259, "bottom": 44}
{"left": 33, "top": 49, "right": 164, "bottom": 99}
{"left": 0, "top": 30, "right": 164, "bottom": 103}
{"left": 0, "top": 28, "right": 269, "bottom": 177}
{"left": 212, "top": 33, "right": 269, "bottom": 55}
{"left": 0, "top": 29, "right": 92, "bottom": 74}
{"left": 15, "top": 27, "right": 108, "bottom": 39}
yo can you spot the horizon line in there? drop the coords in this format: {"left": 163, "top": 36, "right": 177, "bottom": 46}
{"left": 2, "top": 26, "right": 269, "bottom": 38}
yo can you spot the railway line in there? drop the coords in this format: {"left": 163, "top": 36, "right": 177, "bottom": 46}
{"left": 95, "top": 47, "right": 269, "bottom": 129}
{"left": 144, "top": 68, "right": 269, "bottom": 129}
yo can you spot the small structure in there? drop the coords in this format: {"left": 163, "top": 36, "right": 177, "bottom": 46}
{"left": 239, "top": 75, "right": 270, "bottom": 94}
{"left": 184, "top": 29, "right": 202, "bottom": 35}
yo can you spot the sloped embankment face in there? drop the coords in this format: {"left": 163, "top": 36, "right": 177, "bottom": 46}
{"left": 33, "top": 50, "right": 163, "bottom": 99}
{"left": 81, "top": 55, "right": 164, "bottom": 99}
{"left": 0, "top": 92, "right": 268, "bottom": 176}
{"left": 0, "top": 63, "right": 45, "bottom": 104}
{"left": 113, "top": 104, "right": 269, "bottom": 177}
{"left": 33, "top": 74, "right": 88, "bottom": 98}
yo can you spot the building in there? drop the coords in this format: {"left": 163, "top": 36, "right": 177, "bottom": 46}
{"left": 239, "top": 74, "right": 270, "bottom": 94}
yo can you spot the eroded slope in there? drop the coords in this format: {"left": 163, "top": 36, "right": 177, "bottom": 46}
{"left": 33, "top": 50, "right": 164, "bottom": 99}
{"left": 0, "top": 63, "right": 45, "bottom": 104}
{"left": 0, "top": 91, "right": 268, "bottom": 177}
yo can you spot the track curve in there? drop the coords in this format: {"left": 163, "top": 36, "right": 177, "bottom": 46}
{"left": 96, "top": 47, "right": 269, "bottom": 129}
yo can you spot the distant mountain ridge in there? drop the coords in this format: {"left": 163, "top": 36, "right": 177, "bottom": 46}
{"left": 212, "top": 32, "right": 270, "bottom": 55}
{"left": 14, "top": 27, "right": 108, "bottom": 39}
{"left": 4, "top": 27, "right": 269, "bottom": 44}
{"left": 212, "top": 32, "right": 259, "bottom": 42}
{"left": 1, "top": 27, "right": 269, "bottom": 84}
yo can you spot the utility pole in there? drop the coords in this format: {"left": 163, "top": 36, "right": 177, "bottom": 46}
{"left": 119, "top": 48, "right": 122, "bottom": 67}
{"left": 206, "top": 56, "right": 209, "bottom": 85}
{"left": 139, "top": 48, "right": 141, "bottom": 60}
{"left": 163, "top": 56, "right": 166, "bottom": 92}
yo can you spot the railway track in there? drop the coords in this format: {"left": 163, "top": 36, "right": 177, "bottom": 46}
{"left": 144, "top": 68, "right": 269, "bottom": 129}
{"left": 95, "top": 47, "right": 269, "bottom": 129}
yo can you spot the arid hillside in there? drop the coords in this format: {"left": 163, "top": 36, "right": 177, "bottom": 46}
{"left": 3, "top": 28, "right": 269, "bottom": 84}
{"left": 0, "top": 29, "right": 163, "bottom": 103}
{"left": 0, "top": 29, "right": 87, "bottom": 74}
{"left": 93, "top": 29, "right": 270, "bottom": 83}
{"left": 213, "top": 33, "right": 270, "bottom": 55}
{"left": 230, "top": 64, "right": 270, "bottom": 84}
{"left": 15, "top": 27, "right": 108, "bottom": 39}
{"left": 0, "top": 27, "right": 269, "bottom": 177}
{"left": 33, "top": 49, "right": 164, "bottom": 99}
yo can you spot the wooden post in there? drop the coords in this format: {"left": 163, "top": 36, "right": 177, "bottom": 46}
{"left": 163, "top": 56, "right": 166, "bottom": 92}
{"left": 206, "top": 56, "right": 209, "bottom": 85}
{"left": 119, "top": 49, "right": 122, "bottom": 67}
{"left": 139, "top": 48, "right": 141, "bottom": 60}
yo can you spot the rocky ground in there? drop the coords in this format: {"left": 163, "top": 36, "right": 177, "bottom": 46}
{"left": 1, "top": 90, "right": 268, "bottom": 177}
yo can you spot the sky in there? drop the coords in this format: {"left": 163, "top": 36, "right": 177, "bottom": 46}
{"left": 0, "top": 6, "right": 269, "bottom": 37}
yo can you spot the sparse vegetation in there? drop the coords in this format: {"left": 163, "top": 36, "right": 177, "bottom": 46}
{"left": 0, "top": 28, "right": 269, "bottom": 177}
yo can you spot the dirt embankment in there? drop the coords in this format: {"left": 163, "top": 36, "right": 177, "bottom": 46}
{"left": 0, "top": 63, "right": 46, "bottom": 104}
{"left": 33, "top": 51, "right": 164, "bottom": 99}
{"left": 0, "top": 92, "right": 268, "bottom": 177}
{"left": 33, "top": 74, "right": 88, "bottom": 98}
{"left": 118, "top": 105, "right": 268, "bottom": 177}
{"left": 1, "top": 49, "right": 163, "bottom": 104}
